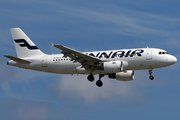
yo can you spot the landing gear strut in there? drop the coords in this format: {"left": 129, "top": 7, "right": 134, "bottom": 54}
{"left": 96, "top": 74, "right": 104, "bottom": 87}
{"left": 149, "top": 68, "right": 154, "bottom": 80}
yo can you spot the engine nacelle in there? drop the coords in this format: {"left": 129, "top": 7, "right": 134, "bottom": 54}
{"left": 108, "top": 70, "right": 134, "bottom": 81}
{"left": 103, "top": 61, "right": 122, "bottom": 73}
{"left": 103, "top": 61, "right": 128, "bottom": 73}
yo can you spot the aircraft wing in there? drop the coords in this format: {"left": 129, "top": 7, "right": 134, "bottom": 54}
{"left": 51, "top": 43, "right": 102, "bottom": 69}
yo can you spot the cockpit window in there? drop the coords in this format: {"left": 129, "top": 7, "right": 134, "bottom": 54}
{"left": 159, "top": 51, "right": 169, "bottom": 55}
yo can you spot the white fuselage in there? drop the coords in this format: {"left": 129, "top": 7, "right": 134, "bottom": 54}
{"left": 5, "top": 28, "right": 177, "bottom": 87}
{"left": 8, "top": 48, "right": 177, "bottom": 75}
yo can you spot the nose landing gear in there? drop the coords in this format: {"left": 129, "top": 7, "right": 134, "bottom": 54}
{"left": 149, "top": 68, "right": 154, "bottom": 80}
{"left": 149, "top": 75, "right": 154, "bottom": 80}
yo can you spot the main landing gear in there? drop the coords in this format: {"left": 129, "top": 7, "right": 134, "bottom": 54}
{"left": 149, "top": 68, "right": 154, "bottom": 80}
{"left": 96, "top": 74, "right": 104, "bottom": 87}
{"left": 87, "top": 74, "right": 94, "bottom": 82}
{"left": 87, "top": 74, "right": 104, "bottom": 87}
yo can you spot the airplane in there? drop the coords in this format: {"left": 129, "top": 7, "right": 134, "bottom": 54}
{"left": 4, "top": 28, "right": 177, "bottom": 87}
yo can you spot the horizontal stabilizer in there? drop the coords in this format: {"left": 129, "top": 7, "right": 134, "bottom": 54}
{"left": 4, "top": 55, "right": 31, "bottom": 63}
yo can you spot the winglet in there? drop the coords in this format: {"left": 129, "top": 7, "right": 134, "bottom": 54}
{"left": 50, "top": 42, "right": 54, "bottom": 47}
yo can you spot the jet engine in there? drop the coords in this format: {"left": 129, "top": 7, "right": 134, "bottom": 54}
{"left": 103, "top": 61, "right": 128, "bottom": 73}
{"left": 108, "top": 70, "right": 134, "bottom": 81}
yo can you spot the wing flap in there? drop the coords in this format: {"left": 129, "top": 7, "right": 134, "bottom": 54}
{"left": 4, "top": 55, "right": 31, "bottom": 63}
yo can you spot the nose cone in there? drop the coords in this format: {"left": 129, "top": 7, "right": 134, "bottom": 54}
{"left": 171, "top": 56, "right": 177, "bottom": 64}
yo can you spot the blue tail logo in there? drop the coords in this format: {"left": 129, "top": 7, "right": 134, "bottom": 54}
{"left": 14, "top": 39, "right": 38, "bottom": 50}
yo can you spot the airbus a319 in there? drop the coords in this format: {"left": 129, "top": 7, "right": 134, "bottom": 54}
{"left": 4, "top": 28, "right": 177, "bottom": 87}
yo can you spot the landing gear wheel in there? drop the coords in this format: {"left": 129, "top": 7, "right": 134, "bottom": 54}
{"left": 87, "top": 74, "right": 94, "bottom": 82}
{"left": 149, "top": 75, "right": 154, "bottom": 80}
{"left": 96, "top": 80, "right": 103, "bottom": 87}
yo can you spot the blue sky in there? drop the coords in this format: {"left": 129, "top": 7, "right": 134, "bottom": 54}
{"left": 1, "top": 0, "right": 180, "bottom": 120}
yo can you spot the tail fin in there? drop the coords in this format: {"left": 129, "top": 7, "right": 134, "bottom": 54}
{"left": 10, "top": 28, "right": 45, "bottom": 58}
